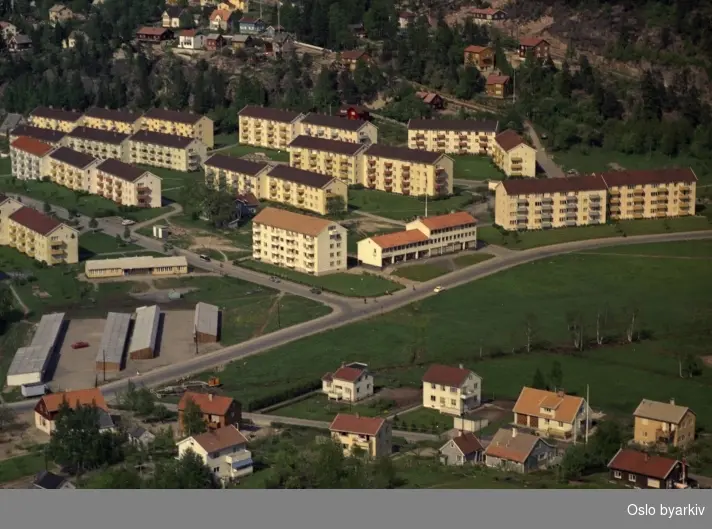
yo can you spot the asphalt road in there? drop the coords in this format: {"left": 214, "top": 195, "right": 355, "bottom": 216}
{"left": 7, "top": 228, "right": 712, "bottom": 413}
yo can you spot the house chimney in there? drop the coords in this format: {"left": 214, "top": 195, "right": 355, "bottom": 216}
{"left": 355, "top": 413, "right": 360, "bottom": 418}
{"left": 459, "top": 364, "right": 464, "bottom": 370}
{"left": 208, "top": 393, "right": 213, "bottom": 401}
{"left": 557, "top": 390, "right": 565, "bottom": 398}
{"left": 511, "top": 427, "right": 517, "bottom": 438}
{"left": 670, "top": 398, "right": 675, "bottom": 405}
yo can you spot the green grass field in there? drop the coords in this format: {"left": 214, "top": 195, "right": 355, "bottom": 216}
{"left": 141, "top": 166, "right": 202, "bottom": 203}
{"left": 238, "top": 259, "right": 404, "bottom": 297}
{"left": 0, "top": 157, "right": 12, "bottom": 174}
{"left": 552, "top": 147, "right": 712, "bottom": 184}
{"left": 480, "top": 216, "right": 712, "bottom": 250}
{"left": 580, "top": 239, "right": 712, "bottom": 258}
{"left": 391, "top": 263, "right": 450, "bottom": 282}
{"left": 195, "top": 245, "right": 712, "bottom": 430}
{"left": 0, "top": 452, "right": 50, "bottom": 484}
{"left": 453, "top": 253, "right": 494, "bottom": 267}
{"left": 393, "top": 407, "right": 454, "bottom": 433}
{"left": 269, "top": 393, "right": 398, "bottom": 421}
{"left": 454, "top": 155, "right": 506, "bottom": 181}
{"left": 349, "top": 189, "right": 473, "bottom": 221}
{"left": 152, "top": 276, "right": 332, "bottom": 345}
{"left": 374, "top": 119, "right": 408, "bottom": 146}
{"left": 79, "top": 232, "right": 143, "bottom": 257}
{"left": 220, "top": 144, "right": 290, "bottom": 162}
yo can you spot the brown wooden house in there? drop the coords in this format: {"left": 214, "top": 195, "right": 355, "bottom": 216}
{"left": 519, "top": 37, "right": 550, "bottom": 59}
{"left": 339, "top": 105, "right": 371, "bottom": 121}
{"left": 178, "top": 391, "right": 241, "bottom": 434}
{"left": 340, "top": 50, "right": 370, "bottom": 70}
{"left": 416, "top": 91, "right": 445, "bottom": 109}
{"left": 205, "top": 33, "right": 226, "bottom": 51}
{"left": 137, "top": 27, "right": 174, "bottom": 43}
{"left": 607, "top": 448, "right": 687, "bottom": 489}
{"left": 464, "top": 45, "right": 494, "bottom": 70}
{"left": 486, "top": 74, "right": 511, "bottom": 99}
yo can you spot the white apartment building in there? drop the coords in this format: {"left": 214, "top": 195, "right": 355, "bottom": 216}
{"left": 422, "top": 364, "right": 482, "bottom": 415}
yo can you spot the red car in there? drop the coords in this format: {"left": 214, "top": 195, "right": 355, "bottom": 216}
{"left": 71, "top": 341, "right": 89, "bottom": 349}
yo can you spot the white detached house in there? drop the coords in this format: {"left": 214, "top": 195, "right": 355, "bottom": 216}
{"left": 179, "top": 29, "right": 204, "bottom": 50}
{"left": 176, "top": 425, "right": 253, "bottom": 484}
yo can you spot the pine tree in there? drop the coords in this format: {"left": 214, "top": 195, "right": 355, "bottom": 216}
{"left": 532, "top": 368, "right": 547, "bottom": 390}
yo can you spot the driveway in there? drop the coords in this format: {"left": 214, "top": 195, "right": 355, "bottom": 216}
{"left": 524, "top": 120, "right": 565, "bottom": 179}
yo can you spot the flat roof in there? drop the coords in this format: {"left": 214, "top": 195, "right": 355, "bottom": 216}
{"left": 86, "top": 255, "right": 188, "bottom": 274}
{"left": 96, "top": 312, "right": 132, "bottom": 365}
{"left": 7, "top": 344, "right": 53, "bottom": 378}
{"left": 194, "top": 302, "right": 219, "bottom": 337}
{"left": 30, "top": 312, "right": 66, "bottom": 347}
{"left": 128, "top": 305, "right": 161, "bottom": 354}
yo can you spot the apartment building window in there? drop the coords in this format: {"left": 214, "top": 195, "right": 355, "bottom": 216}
{"left": 450, "top": 387, "right": 457, "bottom": 393}
{"left": 430, "top": 395, "right": 436, "bottom": 402}
{"left": 450, "top": 399, "right": 456, "bottom": 406}
{"left": 212, "top": 467, "right": 219, "bottom": 473}
{"left": 431, "top": 384, "right": 436, "bottom": 389}
{"left": 439, "top": 397, "right": 445, "bottom": 404}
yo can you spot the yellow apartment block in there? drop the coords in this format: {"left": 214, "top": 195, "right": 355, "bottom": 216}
{"left": 263, "top": 165, "right": 348, "bottom": 216}
{"left": 28, "top": 107, "right": 84, "bottom": 132}
{"left": 329, "top": 414, "right": 391, "bottom": 459}
{"left": 357, "top": 211, "right": 477, "bottom": 268}
{"left": 362, "top": 144, "right": 453, "bottom": 197}
{"left": 407, "top": 118, "right": 500, "bottom": 155}
{"left": 2, "top": 206, "right": 78, "bottom": 265}
{"left": 288, "top": 135, "right": 367, "bottom": 185}
{"left": 141, "top": 108, "right": 214, "bottom": 148}
{"left": 10, "top": 136, "right": 55, "bottom": 180}
{"left": 85, "top": 255, "right": 188, "bottom": 279}
{"left": 10, "top": 125, "right": 67, "bottom": 147}
{"left": 252, "top": 207, "right": 347, "bottom": 275}
{"left": 599, "top": 168, "right": 697, "bottom": 221}
{"left": 63, "top": 126, "right": 131, "bottom": 162}
{"left": 298, "top": 112, "right": 378, "bottom": 144}
{"left": 633, "top": 399, "right": 696, "bottom": 449}
{"left": 204, "top": 154, "right": 270, "bottom": 195}
{"left": 0, "top": 195, "right": 24, "bottom": 245}
{"left": 128, "top": 130, "right": 206, "bottom": 172}
{"left": 495, "top": 176, "right": 608, "bottom": 231}
{"left": 492, "top": 130, "right": 537, "bottom": 178}
{"left": 82, "top": 107, "right": 144, "bottom": 134}
{"left": 93, "top": 159, "right": 163, "bottom": 208}
{"left": 238, "top": 105, "right": 305, "bottom": 150}
{"left": 47, "top": 147, "right": 99, "bottom": 192}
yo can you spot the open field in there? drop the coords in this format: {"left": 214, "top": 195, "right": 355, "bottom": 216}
{"left": 0, "top": 452, "right": 47, "bottom": 485}
{"left": 238, "top": 259, "right": 404, "bottom": 297}
{"left": 374, "top": 119, "right": 408, "bottom": 146}
{"left": 454, "top": 155, "right": 505, "bottom": 181}
{"left": 552, "top": 147, "right": 712, "bottom": 184}
{"left": 453, "top": 253, "right": 495, "bottom": 267}
{"left": 394, "top": 407, "right": 454, "bottom": 433}
{"left": 580, "top": 239, "right": 712, "bottom": 258}
{"left": 79, "top": 231, "right": 143, "bottom": 259}
{"left": 480, "top": 216, "right": 712, "bottom": 250}
{"left": 0, "top": 157, "right": 11, "bottom": 174}
{"left": 0, "top": 178, "right": 171, "bottom": 221}
{"left": 140, "top": 166, "right": 201, "bottom": 203}
{"left": 349, "top": 188, "right": 473, "bottom": 221}
{"left": 220, "top": 144, "right": 290, "bottom": 162}
{"left": 270, "top": 393, "right": 398, "bottom": 422}
{"left": 195, "top": 246, "right": 712, "bottom": 435}
{"left": 391, "top": 253, "right": 495, "bottom": 282}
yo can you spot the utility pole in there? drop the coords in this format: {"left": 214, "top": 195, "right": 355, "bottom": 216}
{"left": 102, "top": 347, "right": 106, "bottom": 382}
{"left": 277, "top": 299, "right": 281, "bottom": 329}
{"left": 585, "top": 384, "right": 590, "bottom": 445}
{"left": 194, "top": 325, "right": 199, "bottom": 355}
{"left": 513, "top": 70, "right": 516, "bottom": 104}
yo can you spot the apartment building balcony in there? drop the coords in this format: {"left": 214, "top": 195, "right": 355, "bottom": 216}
{"left": 415, "top": 134, "right": 425, "bottom": 140}
{"left": 416, "top": 140, "right": 425, "bottom": 147}
{"left": 679, "top": 195, "right": 692, "bottom": 202}
{"left": 565, "top": 219, "right": 577, "bottom": 226}
{"left": 589, "top": 210, "right": 601, "bottom": 219}
{"left": 384, "top": 185, "right": 393, "bottom": 192}
{"left": 436, "top": 134, "right": 446, "bottom": 140}
{"left": 633, "top": 189, "right": 645, "bottom": 196}
{"left": 566, "top": 196, "right": 578, "bottom": 203}
{"left": 384, "top": 169, "right": 393, "bottom": 177}
{"left": 368, "top": 159, "right": 376, "bottom": 166}
{"left": 516, "top": 198, "right": 528, "bottom": 206}
{"left": 609, "top": 188, "right": 621, "bottom": 196}
{"left": 541, "top": 197, "right": 553, "bottom": 205}
{"left": 458, "top": 141, "right": 469, "bottom": 147}
{"left": 384, "top": 162, "right": 393, "bottom": 168}
{"left": 633, "top": 213, "right": 644, "bottom": 219}
{"left": 516, "top": 205, "right": 528, "bottom": 213}
{"left": 516, "top": 214, "right": 528, "bottom": 222}
{"left": 633, "top": 205, "right": 644, "bottom": 212}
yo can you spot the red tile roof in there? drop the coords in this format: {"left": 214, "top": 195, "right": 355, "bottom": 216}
{"left": 210, "top": 9, "right": 232, "bottom": 21}
{"left": 341, "top": 50, "right": 368, "bottom": 61}
{"left": 190, "top": 425, "right": 248, "bottom": 452}
{"left": 137, "top": 26, "right": 171, "bottom": 37}
{"left": 495, "top": 129, "right": 528, "bottom": 151}
{"left": 520, "top": 37, "right": 548, "bottom": 47}
{"left": 40, "top": 388, "right": 108, "bottom": 413}
{"left": 330, "top": 414, "right": 385, "bottom": 436}
{"left": 10, "top": 136, "right": 54, "bottom": 157}
{"left": 368, "top": 229, "right": 429, "bottom": 249}
{"left": 180, "top": 29, "right": 198, "bottom": 37}
{"left": 464, "top": 45, "right": 490, "bottom": 53}
{"left": 487, "top": 74, "right": 511, "bottom": 85}
{"left": 608, "top": 449, "right": 679, "bottom": 480}
{"left": 422, "top": 364, "right": 473, "bottom": 387}
{"left": 9, "top": 207, "right": 64, "bottom": 235}
{"left": 417, "top": 211, "right": 477, "bottom": 231}
{"left": 451, "top": 432, "right": 484, "bottom": 455}
{"left": 598, "top": 168, "right": 697, "bottom": 187}
{"left": 178, "top": 391, "right": 235, "bottom": 416}
{"left": 330, "top": 365, "right": 366, "bottom": 383}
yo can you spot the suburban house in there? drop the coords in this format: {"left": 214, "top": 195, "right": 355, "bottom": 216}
{"left": 357, "top": 211, "right": 477, "bottom": 268}
{"left": 128, "top": 426, "right": 156, "bottom": 447}
{"left": 484, "top": 428, "right": 557, "bottom": 473}
{"left": 322, "top": 362, "right": 373, "bottom": 402}
{"left": 464, "top": 45, "right": 494, "bottom": 70}
{"left": 340, "top": 50, "right": 370, "bottom": 70}
{"left": 239, "top": 16, "right": 265, "bottom": 34}
{"left": 330, "top": 414, "right": 392, "bottom": 458}
{"left": 209, "top": 9, "right": 234, "bottom": 31}
{"left": 512, "top": 387, "right": 591, "bottom": 442}
{"left": 439, "top": 432, "right": 484, "bottom": 466}
{"left": 519, "top": 37, "right": 550, "bottom": 59}
{"left": 137, "top": 27, "right": 174, "bottom": 43}
{"left": 608, "top": 448, "right": 687, "bottom": 489}
{"left": 178, "top": 391, "right": 241, "bottom": 434}
{"left": 470, "top": 7, "right": 507, "bottom": 25}
{"left": 632, "top": 399, "right": 696, "bottom": 448}
{"left": 0, "top": 21, "right": 17, "bottom": 42}
{"left": 48, "top": 4, "right": 75, "bottom": 27}
{"left": 162, "top": 6, "right": 186, "bottom": 28}
{"left": 486, "top": 74, "right": 511, "bottom": 99}
{"left": 33, "top": 471, "right": 75, "bottom": 490}
{"left": 492, "top": 129, "right": 537, "bottom": 177}
{"left": 422, "top": 364, "right": 482, "bottom": 415}
{"left": 176, "top": 425, "right": 253, "bottom": 484}
{"left": 226, "top": 34, "right": 253, "bottom": 50}
{"left": 407, "top": 118, "right": 500, "bottom": 155}
{"left": 8, "top": 33, "right": 32, "bottom": 52}
{"left": 235, "top": 192, "right": 259, "bottom": 217}
{"left": 205, "top": 33, "right": 227, "bottom": 51}
{"left": 34, "top": 388, "right": 109, "bottom": 435}
{"left": 179, "top": 29, "right": 205, "bottom": 50}
{"left": 62, "top": 30, "right": 87, "bottom": 49}
{"left": 398, "top": 11, "right": 416, "bottom": 29}
{"left": 415, "top": 92, "right": 445, "bottom": 110}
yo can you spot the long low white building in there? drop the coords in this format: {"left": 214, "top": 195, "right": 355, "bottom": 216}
{"left": 85, "top": 255, "right": 188, "bottom": 279}
{"left": 194, "top": 302, "right": 219, "bottom": 344}
{"left": 6, "top": 312, "right": 66, "bottom": 387}
{"left": 128, "top": 305, "right": 161, "bottom": 360}
{"left": 96, "top": 312, "right": 132, "bottom": 373}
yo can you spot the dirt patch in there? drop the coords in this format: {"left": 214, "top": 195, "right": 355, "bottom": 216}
{"left": 0, "top": 412, "right": 47, "bottom": 461}
{"left": 608, "top": 162, "right": 625, "bottom": 170}
{"left": 190, "top": 235, "right": 241, "bottom": 251}
{"left": 702, "top": 355, "right": 712, "bottom": 367}
{"left": 380, "top": 387, "right": 422, "bottom": 408}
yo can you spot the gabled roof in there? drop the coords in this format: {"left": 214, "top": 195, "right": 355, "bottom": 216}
{"left": 253, "top": 207, "right": 336, "bottom": 237}
{"left": 9, "top": 207, "right": 65, "bottom": 236}
{"left": 210, "top": 9, "right": 232, "bottom": 21}
{"left": 83, "top": 107, "right": 141, "bottom": 123}
{"left": 300, "top": 112, "right": 369, "bottom": 132}
{"left": 416, "top": 211, "right": 477, "bottom": 231}
{"left": 238, "top": 105, "right": 304, "bottom": 123}
{"left": 204, "top": 154, "right": 270, "bottom": 176}
{"left": 236, "top": 192, "right": 259, "bottom": 207}
{"left": 288, "top": 135, "right": 367, "bottom": 156}
{"left": 29, "top": 106, "right": 82, "bottom": 122}
{"left": 10, "top": 136, "right": 54, "bottom": 157}
{"left": 49, "top": 147, "right": 97, "bottom": 169}
{"left": 407, "top": 118, "right": 499, "bottom": 133}
{"left": 513, "top": 387, "right": 585, "bottom": 424}
{"left": 484, "top": 428, "right": 549, "bottom": 463}
{"left": 598, "top": 168, "right": 697, "bottom": 187}
{"left": 633, "top": 399, "right": 693, "bottom": 425}
{"left": 520, "top": 37, "right": 548, "bottom": 47}
{"left": 143, "top": 108, "right": 204, "bottom": 125}
{"left": 188, "top": 425, "right": 248, "bottom": 453}
{"left": 178, "top": 391, "right": 235, "bottom": 416}
{"left": 40, "top": 388, "right": 108, "bottom": 413}
{"left": 10, "top": 125, "right": 66, "bottom": 144}
{"left": 96, "top": 159, "right": 151, "bottom": 183}
{"left": 495, "top": 129, "right": 528, "bottom": 152}
{"left": 267, "top": 165, "right": 334, "bottom": 189}
{"left": 164, "top": 6, "right": 185, "bottom": 18}
{"left": 180, "top": 29, "right": 198, "bottom": 37}
{"left": 501, "top": 174, "right": 607, "bottom": 196}
{"left": 129, "top": 130, "right": 195, "bottom": 148}
{"left": 137, "top": 26, "right": 172, "bottom": 37}
{"left": 441, "top": 432, "right": 483, "bottom": 455}
{"left": 487, "top": 74, "right": 510, "bottom": 85}
{"left": 324, "top": 364, "right": 367, "bottom": 383}
{"left": 330, "top": 414, "right": 386, "bottom": 436}
{"left": 364, "top": 143, "right": 444, "bottom": 164}
{"left": 422, "top": 364, "right": 474, "bottom": 387}
{"left": 67, "top": 126, "right": 129, "bottom": 145}
{"left": 367, "top": 229, "right": 428, "bottom": 250}
{"left": 341, "top": 50, "right": 368, "bottom": 61}
{"left": 608, "top": 449, "right": 679, "bottom": 480}
{"left": 464, "top": 45, "right": 490, "bottom": 53}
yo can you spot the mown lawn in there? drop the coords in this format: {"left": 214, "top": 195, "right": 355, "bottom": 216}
{"left": 0, "top": 452, "right": 48, "bottom": 484}
{"left": 454, "top": 155, "right": 505, "bottom": 181}
{"left": 196, "top": 247, "right": 712, "bottom": 429}
{"left": 238, "top": 259, "right": 404, "bottom": 297}
{"left": 453, "top": 253, "right": 495, "bottom": 267}
{"left": 349, "top": 188, "right": 473, "bottom": 221}
{"left": 393, "top": 407, "right": 454, "bottom": 434}
{"left": 391, "top": 263, "right": 450, "bottom": 282}
{"left": 221, "top": 144, "right": 290, "bottom": 162}
{"left": 79, "top": 231, "right": 143, "bottom": 258}
{"left": 480, "top": 216, "right": 712, "bottom": 250}
{"left": 141, "top": 166, "right": 202, "bottom": 203}
{"left": 152, "top": 276, "right": 331, "bottom": 345}
{"left": 581, "top": 239, "right": 712, "bottom": 258}
{"left": 270, "top": 393, "right": 398, "bottom": 421}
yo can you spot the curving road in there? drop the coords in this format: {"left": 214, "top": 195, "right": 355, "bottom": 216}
{"left": 7, "top": 228, "right": 712, "bottom": 413}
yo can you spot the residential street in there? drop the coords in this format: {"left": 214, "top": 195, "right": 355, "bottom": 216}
{"left": 524, "top": 120, "right": 566, "bottom": 179}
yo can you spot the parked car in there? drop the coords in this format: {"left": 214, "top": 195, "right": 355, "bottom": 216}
{"left": 199, "top": 254, "right": 211, "bottom": 262}
{"left": 433, "top": 286, "right": 443, "bottom": 293}
{"left": 310, "top": 287, "right": 322, "bottom": 295}
{"left": 71, "top": 341, "right": 89, "bottom": 349}
{"left": 121, "top": 219, "right": 135, "bottom": 226}
{"left": 270, "top": 276, "right": 281, "bottom": 283}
